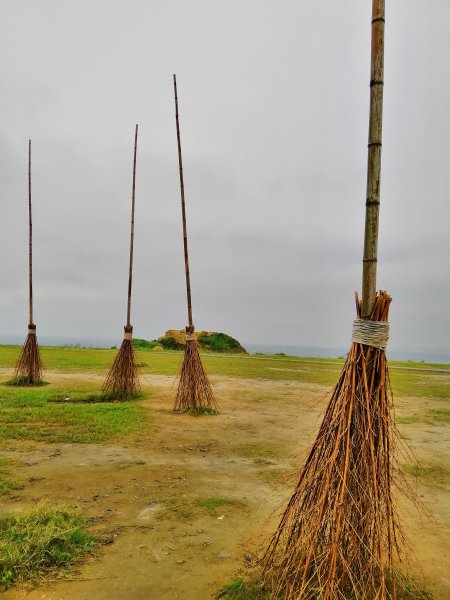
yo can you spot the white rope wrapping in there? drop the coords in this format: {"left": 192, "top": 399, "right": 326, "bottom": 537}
{"left": 186, "top": 334, "right": 196, "bottom": 341}
{"left": 351, "top": 319, "right": 389, "bottom": 350}
{"left": 28, "top": 327, "right": 36, "bottom": 335}
{"left": 124, "top": 332, "right": 132, "bottom": 341}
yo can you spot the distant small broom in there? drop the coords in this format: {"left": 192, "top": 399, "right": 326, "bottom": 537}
{"left": 261, "top": 2, "right": 412, "bottom": 598}
{"left": 12, "top": 140, "right": 43, "bottom": 386}
{"left": 172, "top": 74, "right": 217, "bottom": 414}
{"left": 103, "top": 124, "right": 140, "bottom": 400}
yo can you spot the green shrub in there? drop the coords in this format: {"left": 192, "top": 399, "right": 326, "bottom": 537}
{"left": 158, "top": 336, "right": 184, "bottom": 351}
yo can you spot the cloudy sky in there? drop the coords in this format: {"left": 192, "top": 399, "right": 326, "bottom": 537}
{"left": 0, "top": 1, "right": 449, "bottom": 353}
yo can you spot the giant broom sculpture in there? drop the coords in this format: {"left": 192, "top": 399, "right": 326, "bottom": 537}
{"left": 262, "top": 2, "right": 407, "bottom": 598}
{"left": 103, "top": 125, "right": 140, "bottom": 400}
{"left": 12, "top": 140, "right": 43, "bottom": 386}
{"left": 172, "top": 74, "right": 217, "bottom": 414}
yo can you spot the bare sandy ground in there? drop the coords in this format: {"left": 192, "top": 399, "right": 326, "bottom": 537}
{"left": 1, "top": 372, "right": 449, "bottom": 599}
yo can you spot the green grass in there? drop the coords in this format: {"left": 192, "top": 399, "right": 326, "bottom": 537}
{"left": 219, "top": 578, "right": 270, "bottom": 599}
{"left": 0, "top": 345, "right": 446, "bottom": 451}
{"left": 233, "top": 443, "right": 280, "bottom": 459}
{"left": 430, "top": 408, "right": 450, "bottom": 424}
{"left": 218, "top": 576, "right": 431, "bottom": 600}
{"left": 196, "top": 497, "right": 245, "bottom": 511}
{"left": 0, "top": 504, "right": 94, "bottom": 589}
{"left": 259, "top": 467, "right": 293, "bottom": 485}
{"left": 0, "top": 385, "right": 146, "bottom": 444}
{"left": 397, "top": 416, "right": 422, "bottom": 425}
{"left": 148, "top": 497, "right": 194, "bottom": 521}
{"left": 402, "top": 463, "right": 448, "bottom": 481}
{"left": 0, "top": 345, "right": 448, "bottom": 399}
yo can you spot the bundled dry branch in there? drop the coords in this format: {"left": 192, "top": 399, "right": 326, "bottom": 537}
{"left": 172, "top": 74, "right": 216, "bottom": 414}
{"left": 103, "top": 325, "right": 140, "bottom": 400}
{"left": 102, "top": 125, "right": 140, "bottom": 400}
{"left": 13, "top": 325, "right": 43, "bottom": 386}
{"left": 262, "top": 291, "right": 408, "bottom": 599}
{"left": 173, "top": 326, "right": 217, "bottom": 413}
{"left": 261, "top": 3, "right": 419, "bottom": 596}
{"left": 12, "top": 140, "right": 43, "bottom": 386}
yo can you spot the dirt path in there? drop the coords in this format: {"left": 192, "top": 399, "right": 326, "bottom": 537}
{"left": 1, "top": 373, "right": 449, "bottom": 599}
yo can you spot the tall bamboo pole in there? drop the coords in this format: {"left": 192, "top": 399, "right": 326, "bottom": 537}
{"left": 260, "top": 4, "right": 408, "bottom": 597}
{"left": 12, "top": 139, "right": 43, "bottom": 385}
{"left": 28, "top": 139, "right": 33, "bottom": 326}
{"left": 102, "top": 124, "right": 140, "bottom": 399}
{"left": 361, "top": 0, "right": 385, "bottom": 318}
{"left": 173, "top": 74, "right": 194, "bottom": 329}
{"left": 126, "top": 124, "right": 138, "bottom": 328}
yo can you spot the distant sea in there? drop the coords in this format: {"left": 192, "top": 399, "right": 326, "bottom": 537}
{"left": 0, "top": 335, "right": 448, "bottom": 365}
{"left": 244, "top": 342, "right": 450, "bottom": 364}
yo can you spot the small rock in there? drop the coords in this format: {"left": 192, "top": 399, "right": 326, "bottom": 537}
{"left": 217, "top": 515, "right": 225, "bottom": 520}
{"left": 138, "top": 503, "right": 162, "bottom": 519}
{"left": 152, "top": 549, "right": 162, "bottom": 562}
{"left": 176, "top": 558, "right": 185, "bottom": 564}
{"left": 217, "top": 550, "right": 230, "bottom": 559}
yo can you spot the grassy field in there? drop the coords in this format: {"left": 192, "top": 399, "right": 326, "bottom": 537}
{"left": 0, "top": 345, "right": 448, "bottom": 447}
{"left": 0, "top": 345, "right": 448, "bottom": 598}
{"left": 0, "top": 343, "right": 448, "bottom": 392}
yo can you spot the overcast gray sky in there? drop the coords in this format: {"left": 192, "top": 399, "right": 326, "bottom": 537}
{"left": 0, "top": 0, "right": 449, "bottom": 352}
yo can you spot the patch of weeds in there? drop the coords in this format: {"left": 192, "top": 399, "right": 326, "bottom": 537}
{"left": 430, "top": 408, "right": 450, "bottom": 424}
{"left": 151, "top": 497, "right": 194, "bottom": 521}
{"left": 233, "top": 443, "right": 279, "bottom": 459}
{"left": 259, "top": 467, "right": 292, "bottom": 485}
{"left": 402, "top": 463, "right": 447, "bottom": 481}
{"left": 4, "top": 378, "right": 48, "bottom": 387}
{"left": 99, "top": 390, "right": 144, "bottom": 403}
{"left": 218, "top": 577, "right": 270, "bottom": 599}
{"left": 196, "top": 497, "right": 245, "bottom": 512}
{"left": 0, "top": 459, "right": 23, "bottom": 497}
{"left": 0, "top": 503, "right": 94, "bottom": 589}
{"left": 388, "top": 572, "right": 434, "bottom": 599}
{"left": 396, "top": 416, "right": 421, "bottom": 425}
{"left": 48, "top": 390, "right": 142, "bottom": 404}
{"left": 174, "top": 407, "right": 218, "bottom": 416}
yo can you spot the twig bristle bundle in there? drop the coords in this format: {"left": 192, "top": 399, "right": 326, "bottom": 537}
{"left": 103, "top": 326, "right": 140, "bottom": 400}
{"left": 174, "top": 327, "right": 217, "bottom": 414}
{"left": 12, "top": 328, "right": 43, "bottom": 386}
{"left": 261, "top": 291, "right": 413, "bottom": 599}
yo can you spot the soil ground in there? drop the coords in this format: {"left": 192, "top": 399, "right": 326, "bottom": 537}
{"left": 1, "top": 367, "right": 449, "bottom": 600}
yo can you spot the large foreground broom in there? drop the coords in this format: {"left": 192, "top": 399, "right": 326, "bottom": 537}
{"left": 103, "top": 125, "right": 140, "bottom": 400}
{"left": 172, "top": 74, "right": 217, "bottom": 414}
{"left": 12, "top": 140, "right": 43, "bottom": 386}
{"left": 262, "top": 2, "right": 408, "bottom": 598}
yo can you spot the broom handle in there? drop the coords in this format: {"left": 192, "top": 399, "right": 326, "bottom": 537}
{"left": 173, "top": 74, "right": 194, "bottom": 328}
{"left": 28, "top": 139, "right": 33, "bottom": 326}
{"left": 361, "top": 0, "right": 385, "bottom": 318}
{"left": 126, "top": 124, "right": 138, "bottom": 328}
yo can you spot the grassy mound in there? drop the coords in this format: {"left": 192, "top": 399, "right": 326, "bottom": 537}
{"left": 156, "top": 330, "right": 247, "bottom": 353}
{"left": 0, "top": 504, "right": 94, "bottom": 589}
